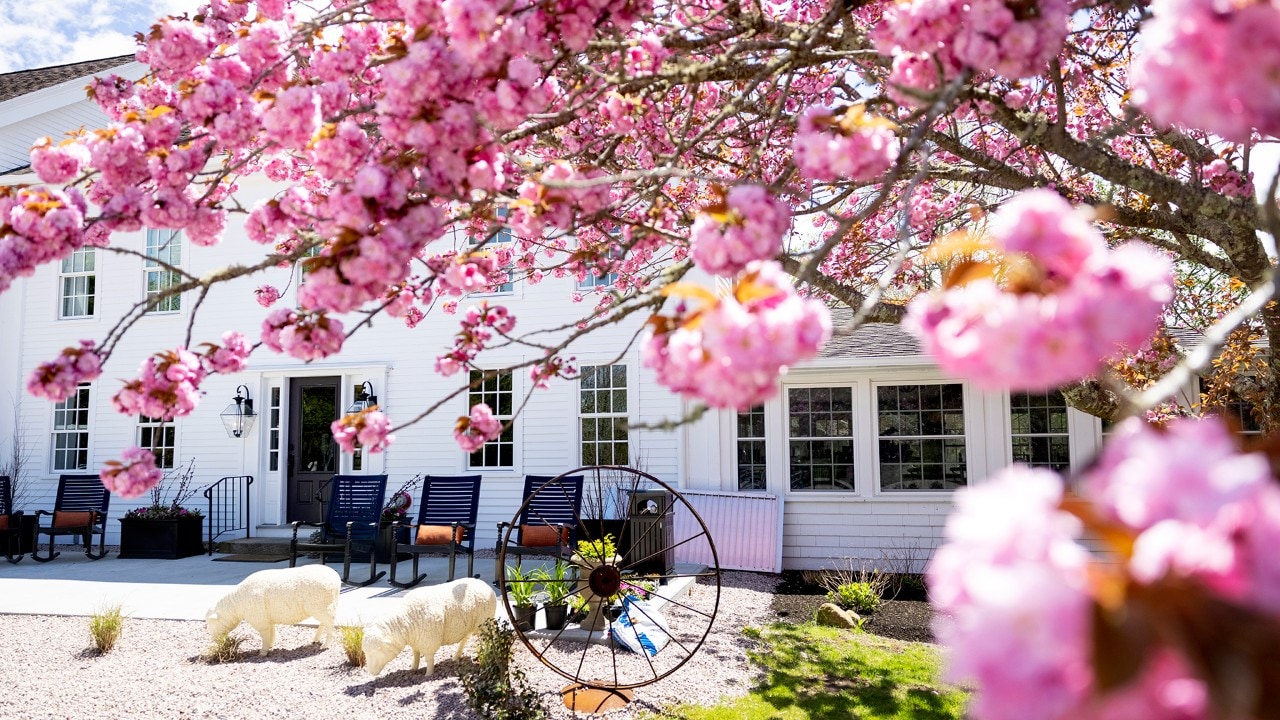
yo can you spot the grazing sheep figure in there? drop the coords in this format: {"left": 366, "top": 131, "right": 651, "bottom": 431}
{"left": 206, "top": 564, "right": 341, "bottom": 656}
{"left": 363, "top": 577, "right": 497, "bottom": 676}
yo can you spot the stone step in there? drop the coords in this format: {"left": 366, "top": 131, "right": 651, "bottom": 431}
{"left": 254, "top": 524, "right": 298, "bottom": 539}
{"left": 215, "top": 536, "right": 294, "bottom": 555}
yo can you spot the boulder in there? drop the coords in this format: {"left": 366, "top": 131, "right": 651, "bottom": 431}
{"left": 815, "top": 602, "right": 861, "bottom": 629}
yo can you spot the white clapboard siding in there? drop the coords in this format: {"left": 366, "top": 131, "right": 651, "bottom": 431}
{"left": 673, "top": 489, "right": 782, "bottom": 573}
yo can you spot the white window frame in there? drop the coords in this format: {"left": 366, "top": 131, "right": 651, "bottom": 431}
{"left": 144, "top": 229, "right": 183, "bottom": 313}
{"left": 578, "top": 363, "right": 630, "bottom": 467}
{"left": 576, "top": 243, "right": 622, "bottom": 290}
{"left": 735, "top": 404, "right": 768, "bottom": 491}
{"left": 468, "top": 211, "right": 515, "bottom": 297}
{"left": 873, "top": 381, "right": 970, "bottom": 494}
{"left": 267, "top": 384, "right": 283, "bottom": 474}
{"left": 58, "top": 246, "right": 96, "bottom": 319}
{"left": 467, "top": 369, "right": 516, "bottom": 470}
{"left": 51, "top": 384, "right": 92, "bottom": 472}
{"left": 783, "top": 385, "right": 857, "bottom": 493}
{"left": 137, "top": 415, "right": 177, "bottom": 470}
{"left": 1008, "top": 390, "right": 1072, "bottom": 472}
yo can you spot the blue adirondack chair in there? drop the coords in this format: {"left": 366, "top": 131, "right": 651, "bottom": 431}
{"left": 289, "top": 474, "right": 388, "bottom": 587}
{"left": 32, "top": 475, "right": 111, "bottom": 562}
{"left": 494, "top": 473, "right": 584, "bottom": 584}
{"left": 389, "top": 475, "right": 483, "bottom": 588}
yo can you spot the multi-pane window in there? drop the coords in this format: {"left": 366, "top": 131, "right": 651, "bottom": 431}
{"left": 51, "top": 384, "right": 91, "bottom": 471}
{"left": 878, "top": 384, "right": 967, "bottom": 491}
{"left": 59, "top": 247, "right": 96, "bottom": 318}
{"left": 737, "top": 405, "right": 767, "bottom": 491}
{"left": 268, "top": 386, "right": 282, "bottom": 472}
{"left": 144, "top": 229, "right": 182, "bottom": 313}
{"left": 579, "top": 364, "right": 628, "bottom": 466}
{"left": 138, "top": 415, "right": 176, "bottom": 469}
{"left": 576, "top": 245, "right": 622, "bottom": 290}
{"left": 1010, "top": 390, "right": 1071, "bottom": 471}
{"left": 788, "top": 387, "right": 855, "bottom": 491}
{"left": 471, "top": 210, "right": 514, "bottom": 295}
{"left": 469, "top": 370, "right": 514, "bottom": 468}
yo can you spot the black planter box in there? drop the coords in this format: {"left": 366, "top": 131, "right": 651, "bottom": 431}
{"left": 374, "top": 523, "right": 411, "bottom": 564}
{"left": 16, "top": 514, "right": 37, "bottom": 555}
{"left": 118, "top": 516, "right": 205, "bottom": 559}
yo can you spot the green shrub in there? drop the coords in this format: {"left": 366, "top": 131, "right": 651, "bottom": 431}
{"left": 828, "top": 581, "right": 881, "bottom": 614}
{"left": 575, "top": 533, "right": 617, "bottom": 563}
{"left": 459, "top": 619, "right": 548, "bottom": 720}
{"left": 89, "top": 604, "right": 124, "bottom": 654}
{"left": 339, "top": 626, "right": 366, "bottom": 667}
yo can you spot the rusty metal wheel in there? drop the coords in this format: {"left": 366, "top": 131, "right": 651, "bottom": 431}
{"left": 497, "top": 466, "right": 722, "bottom": 693}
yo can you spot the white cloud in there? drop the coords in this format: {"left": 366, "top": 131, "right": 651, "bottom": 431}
{"left": 0, "top": 0, "right": 201, "bottom": 73}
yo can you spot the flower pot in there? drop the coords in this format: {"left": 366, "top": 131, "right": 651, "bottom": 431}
{"left": 513, "top": 603, "right": 536, "bottom": 631}
{"left": 15, "top": 514, "right": 37, "bottom": 555}
{"left": 118, "top": 516, "right": 205, "bottom": 559}
{"left": 543, "top": 603, "right": 569, "bottom": 631}
{"left": 572, "top": 552, "right": 623, "bottom": 632}
{"left": 374, "top": 522, "right": 411, "bottom": 564}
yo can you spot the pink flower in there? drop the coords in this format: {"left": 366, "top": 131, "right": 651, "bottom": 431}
{"left": 27, "top": 341, "right": 103, "bottom": 401}
{"left": 255, "top": 285, "right": 281, "bottom": 307}
{"left": 113, "top": 348, "right": 206, "bottom": 420}
{"left": 261, "top": 308, "right": 345, "bottom": 360}
{"left": 100, "top": 446, "right": 165, "bottom": 499}
{"left": 331, "top": 409, "right": 395, "bottom": 454}
{"left": 690, "top": 185, "right": 791, "bottom": 276}
{"left": 454, "top": 403, "right": 503, "bottom": 452}
{"left": 793, "top": 105, "right": 898, "bottom": 183}
{"left": 29, "top": 137, "right": 91, "bottom": 184}
{"left": 200, "top": 331, "right": 252, "bottom": 374}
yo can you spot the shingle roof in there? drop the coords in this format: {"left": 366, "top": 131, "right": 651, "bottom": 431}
{"left": 818, "top": 307, "right": 922, "bottom": 359}
{"left": 0, "top": 55, "right": 134, "bottom": 103}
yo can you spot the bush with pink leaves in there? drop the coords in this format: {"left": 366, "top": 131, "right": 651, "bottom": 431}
{"left": 689, "top": 185, "right": 792, "bottom": 276}
{"left": 99, "top": 446, "right": 165, "bottom": 499}
{"left": 906, "top": 189, "right": 1173, "bottom": 391}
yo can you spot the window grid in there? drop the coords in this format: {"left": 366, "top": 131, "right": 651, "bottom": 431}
{"left": 470, "top": 210, "right": 514, "bottom": 295}
{"left": 468, "top": 370, "right": 515, "bottom": 468}
{"left": 787, "top": 387, "right": 855, "bottom": 492}
{"left": 267, "top": 386, "right": 282, "bottom": 472}
{"left": 877, "top": 384, "right": 967, "bottom": 491}
{"left": 1010, "top": 390, "right": 1071, "bottom": 472}
{"left": 138, "top": 415, "right": 176, "bottom": 469}
{"left": 144, "top": 229, "right": 182, "bottom": 313}
{"left": 52, "top": 384, "right": 91, "bottom": 471}
{"left": 737, "top": 405, "right": 767, "bottom": 491}
{"left": 576, "top": 245, "right": 622, "bottom": 290}
{"left": 579, "top": 364, "right": 628, "bottom": 466}
{"left": 59, "top": 247, "right": 96, "bottom": 318}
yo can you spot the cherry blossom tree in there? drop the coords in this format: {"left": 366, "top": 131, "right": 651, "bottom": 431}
{"left": 6, "top": 0, "right": 1280, "bottom": 716}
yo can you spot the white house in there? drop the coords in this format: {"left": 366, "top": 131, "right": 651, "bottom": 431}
{"left": 0, "top": 57, "right": 1159, "bottom": 572}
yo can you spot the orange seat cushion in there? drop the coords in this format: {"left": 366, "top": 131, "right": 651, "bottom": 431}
{"left": 519, "top": 524, "right": 570, "bottom": 547}
{"left": 53, "top": 511, "right": 94, "bottom": 529}
{"left": 0, "top": 515, "right": 8, "bottom": 530}
{"left": 415, "top": 524, "right": 466, "bottom": 545}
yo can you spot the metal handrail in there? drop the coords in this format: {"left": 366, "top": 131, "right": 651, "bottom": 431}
{"left": 203, "top": 475, "right": 253, "bottom": 555}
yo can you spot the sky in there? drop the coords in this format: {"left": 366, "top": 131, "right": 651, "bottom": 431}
{"left": 0, "top": 0, "right": 201, "bottom": 73}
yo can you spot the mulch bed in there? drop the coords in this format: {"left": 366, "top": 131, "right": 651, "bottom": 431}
{"left": 768, "top": 571, "right": 935, "bottom": 643}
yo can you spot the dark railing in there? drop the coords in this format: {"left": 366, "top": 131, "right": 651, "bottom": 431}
{"left": 203, "top": 475, "right": 253, "bottom": 555}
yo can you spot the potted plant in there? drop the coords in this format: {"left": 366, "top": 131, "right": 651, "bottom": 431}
{"left": 533, "top": 560, "right": 573, "bottom": 631}
{"left": 505, "top": 564, "right": 539, "bottom": 631}
{"left": 118, "top": 459, "right": 205, "bottom": 560}
{"left": 375, "top": 475, "right": 421, "bottom": 563}
{"left": 571, "top": 534, "right": 622, "bottom": 631}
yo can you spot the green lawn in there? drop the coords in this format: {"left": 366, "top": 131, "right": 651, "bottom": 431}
{"left": 661, "top": 624, "right": 968, "bottom": 720}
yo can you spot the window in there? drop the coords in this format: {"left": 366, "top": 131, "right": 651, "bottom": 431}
{"left": 579, "top": 364, "right": 628, "bottom": 466}
{"left": 737, "top": 405, "right": 767, "bottom": 491}
{"left": 788, "top": 387, "right": 855, "bottom": 491}
{"left": 59, "top": 247, "right": 96, "bottom": 318}
{"left": 138, "top": 415, "right": 176, "bottom": 469}
{"left": 877, "top": 384, "right": 967, "bottom": 491}
{"left": 144, "top": 229, "right": 182, "bottom": 312}
{"left": 470, "top": 210, "right": 514, "bottom": 295}
{"left": 1200, "top": 377, "right": 1263, "bottom": 436}
{"left": 1010, "top": 390, "right": 1071, "bottom": 472}
{"left": 51, "top": 384, "right": 91, "bottom": 471}
{"left": 468, "top": 370, "right": 514, "bottom": 468}
{"left": 268, "top": 386, "right": 282, "bottom": 472}
{"left": 576, "top": 244, "right": 622, "bottom": 290}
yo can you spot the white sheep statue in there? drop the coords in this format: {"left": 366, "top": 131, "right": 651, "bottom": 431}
{"left": 206, "top": 564, "right": 341, "bottom": 656}
{"left": 363, "top": 577, "right": 497, "bottom": 677}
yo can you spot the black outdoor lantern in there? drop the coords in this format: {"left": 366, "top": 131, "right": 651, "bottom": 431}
{"left": 347, "top": 380, "right": 378, "bottom": 414}
{"left": 220, "top": 385, "right": 257, "bottom": 439}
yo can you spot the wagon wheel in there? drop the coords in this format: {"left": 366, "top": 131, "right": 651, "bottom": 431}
{"left": 497, "top": 466, "right": 722, "bottom": 701}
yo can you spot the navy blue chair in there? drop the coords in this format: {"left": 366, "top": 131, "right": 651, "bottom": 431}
{"left": 289, "top": 474, "right": 388, "bottom": 587}
{"left": 389, "top": 475, "right": 483, "bottom": 587}
{"left": 494, "top": 474, "right": 584, "bottom": 583}
{"left": 32, "top": 475, "right": 111, "bottom": 562}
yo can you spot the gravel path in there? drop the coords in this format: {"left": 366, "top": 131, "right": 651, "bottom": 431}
{"left": 0, "top": 571, "right": 776, "bottom": 719}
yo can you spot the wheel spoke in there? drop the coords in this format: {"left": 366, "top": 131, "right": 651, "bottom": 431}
{"left": 640, "top": 585, "right": 715, "bottom": 620}
{"left": 624, "top": 598, "right": 696, "bottom": 658}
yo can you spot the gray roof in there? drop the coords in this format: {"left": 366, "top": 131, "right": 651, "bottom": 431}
{"left": 818, "top": 307, "right": 922, "bottom": 359}
{"left": 0, "top": 55, "right": 134, "bottom": 103}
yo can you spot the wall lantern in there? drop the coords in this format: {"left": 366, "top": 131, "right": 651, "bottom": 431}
{"left": 220, "top": 385, "right": 257, "bottom": 439}
{"left": 347, "top": 381, "right": 378, "bottom": 414}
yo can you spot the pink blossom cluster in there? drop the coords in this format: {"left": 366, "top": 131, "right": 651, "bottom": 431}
{"left": 874, "top": 0, "right": 1072, "bottom": 86}
{"left": 454, "top": 403, "right": 503, "bottom": 452}
{"left": 905, "top": 189, "right": 1173, "bottom": 391}
{"left": 1130, "top": 0, "right": 1280, "bottom": 142}
{"left": 29, "top": 137, "right": 90, "bottom": 184}
{"left": 199, "top": 331, "right": 251, "bottom": 374}
{"left": 643, "top": 261, "right": 831, "bottom": 410}
{"left": 429, "top": 252, "right": 503, "bottom": 297}
{"left": 255, "top": 285, "right": 281, "bottom": 307}
{"left": 27, "top": 341, "right": 103, "bottom": 402}
{"left": 933, "top": 416, "right": 1280, "bottom": 719}
{"left": 99, "top": 446, "right": 165, "bottom": 499}
{"left": 530, "top": 355, "right": 578, "bottom": 390}
{"left": 434, "top": 302, "right": 517, "bottom": 376}
{"left": 112, "top": 348, "right": 206, "bottom": 421}
{"left": 0, "top": 185, "right": 88, "bottom": 294}
{"left": 793, "top": 105, "right": 898, "bottom": 183}
{"left": 507, "top": 162, "right": 612, "bottom": 238}
{"left": 331, "top": 408, "right": 395, "bottom": 454}
{"left": 260, "top": 308, "right": 345, "bottom": 361}
{"left": 689, "top": 185, "right": 791, "bottom": 276}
